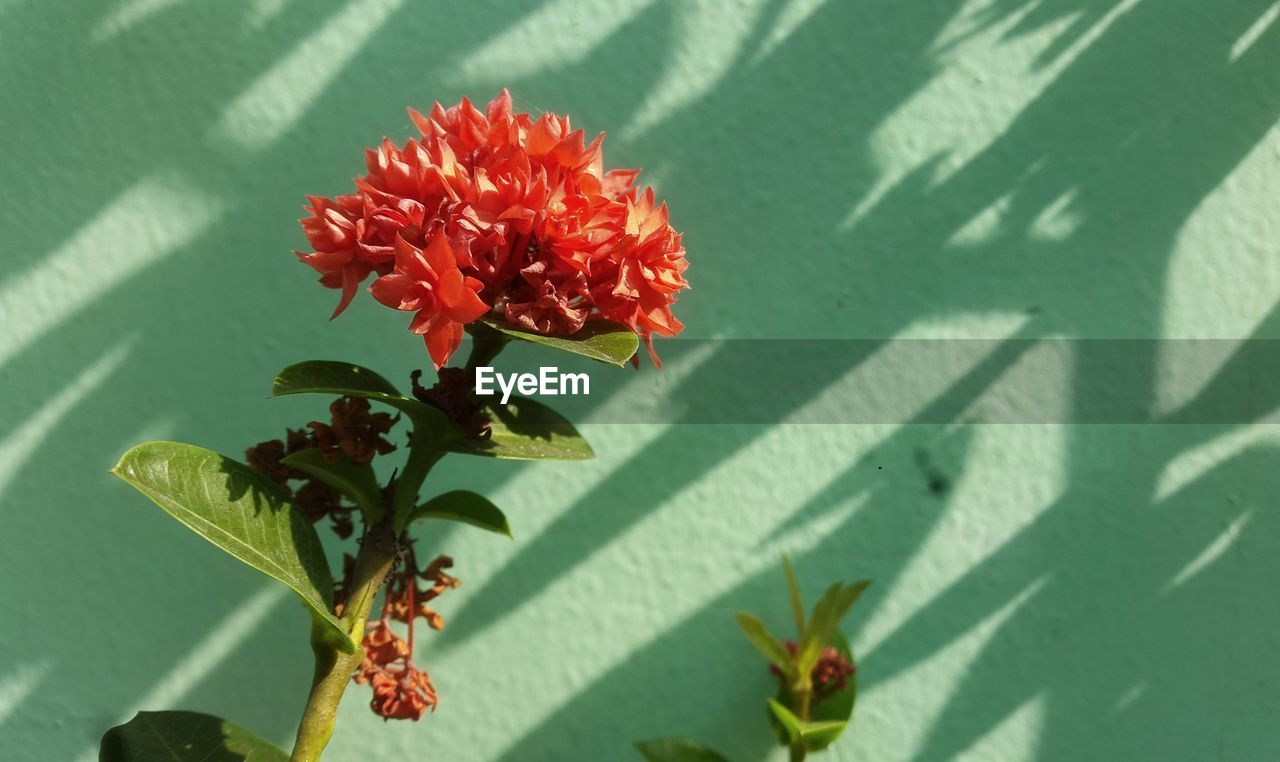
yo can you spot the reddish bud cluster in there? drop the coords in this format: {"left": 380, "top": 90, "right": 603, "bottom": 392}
{"left": 245, "top": 397, "right": 398, "bottom": 538}
{"left": 771, "top": 641, "right": 857, "bottom": 702}
{"left": 297, "top": 90, "right": 688, "bottom": 368}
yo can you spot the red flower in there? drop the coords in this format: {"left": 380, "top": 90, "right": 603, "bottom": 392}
{"left": 370, "top": 233, "right": 488, "bottom": 368}
{"left": 297, "top": 91, "right": 689, "bottom": 365}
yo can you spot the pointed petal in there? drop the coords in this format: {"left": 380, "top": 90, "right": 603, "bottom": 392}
{"left": 331, "top": 265, "right": 361, "bottom": 319}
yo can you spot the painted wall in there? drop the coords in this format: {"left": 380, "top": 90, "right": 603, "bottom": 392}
{"left": 2, "top": 0, "right": 1279, "bottom": 760}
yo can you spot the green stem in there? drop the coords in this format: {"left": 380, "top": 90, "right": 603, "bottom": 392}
{"left": 393, "top": 444, "right": 443, "bottom": 527}
{"left": 291, "top": 343, "right": 501, "bottom": 759}
{"left": 789, "top": 674, "right": 813, "bottom": 762}
{"left": 289, "top": 520, "right": 397, "bottom": 762}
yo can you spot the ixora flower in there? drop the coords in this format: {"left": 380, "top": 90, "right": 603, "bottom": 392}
{"left": 296, "top": 90, "right": 689, "bottom": 368}
{"left": 106, "top": 92, "right": 689, "bottom": 762}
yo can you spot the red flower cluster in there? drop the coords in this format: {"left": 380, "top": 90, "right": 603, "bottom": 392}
{"left": 297, "top": 91, "right": 688, "bottom": 368}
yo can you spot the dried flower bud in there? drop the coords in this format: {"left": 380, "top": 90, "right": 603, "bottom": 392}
{"left": 367, "top": 664, "right": 437, "bottom": 720}
{"left": 309, "top": 396, "right": 398, "bottom": 465}
{"left": 410, "top": 369, "right": 491, "bottom": 440}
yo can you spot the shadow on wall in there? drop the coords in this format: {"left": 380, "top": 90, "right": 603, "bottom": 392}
{"left": 0, "top": 0, "right": 1278, "bottom": 760}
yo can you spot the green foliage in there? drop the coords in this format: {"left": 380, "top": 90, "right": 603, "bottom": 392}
{"left": 767, "top": 698, "right": 804, "bottom": 746}
{"left": 110, "top": 442, "right": 357, "bottom": 654}
{"left": 767, "top": 700, "right": 849, "bottom": 754}
{"left": 734, "top": 557, "right": 870, "bottom": 755}
{"left": 280, "top": 448, "right": 383, "bottom": 527}
{"left": 449, "top": 396, "right": 594, "bottom": 460}
{"left": 734, "top": 612, "right": 793, "bottom": 677}
{"left": 797, "top": 580, "right": 868, "bottom": 677}
{"left": 410, "top": 490, "right": 511, "bottom": 537}
{"left": 770, "top": 631, "right": 857, "bottom": 752}
{"left": 479, "top": 317, "right": 639, "bottom": 366}
{"left": 99, "top": 711, "right": 287, "bottom": 761}
{"left": 633, "top": 737, "right": 731, "bottom": 762}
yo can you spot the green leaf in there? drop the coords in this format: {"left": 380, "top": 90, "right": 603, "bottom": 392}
{"left": 100, "top": 710, "right": 287, "bottom": 761}
{"left": 450, "top": 396, "right": 594, "bottom": 460}
{"left": 270, "top": 360, "right": 453, "bottom": 442}
{"left": 799, "top": 580, "right": 869, "bottom": 675}
{"left": 735, "top": 612, "right": 792, "bottom": 676}
{"left": 767, "top": 699, "right": 803, "bottom": 746}
{"left": 799, "top": 721, "right": 848, "bottom": 751}
{"left": 767, "top": 703, "right": 848, "bottom": 753}
{"left": 479, "top": 317, "right": 638, "bottom": 366}
{"left": 633, "top": 738, "right": 731, "bottom": 762}
{"left": 798, "top": 583, "right": 840, "bottom": 674}
{"left": 782, "top": 555, "right": 806, "bottom": 638}
{"left": 281, "top": 448, "right": 383, "bottom": 527}
{"left": 410, "top": 490, "right": 511, "bottom": 537}
{"left": 110, "top": 442, "right": 357, "bottom": 654}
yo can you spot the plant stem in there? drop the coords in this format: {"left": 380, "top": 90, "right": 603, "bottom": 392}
{"left": 289, "top": 519, "right": 397, "bottom": 762}
{"left": 789, "top": 676, "right": 813, "bottom": 762}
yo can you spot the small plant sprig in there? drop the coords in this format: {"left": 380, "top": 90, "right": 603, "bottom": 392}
{"left": 635, "top": 558, "right": 869, "bottom": 762}
{"left": 98, "top": 91, "right": 688, "bottom": 762}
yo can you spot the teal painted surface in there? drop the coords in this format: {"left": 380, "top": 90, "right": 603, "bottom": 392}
{"left": 1, "top": 1, "right": 1279, "bottom": 760}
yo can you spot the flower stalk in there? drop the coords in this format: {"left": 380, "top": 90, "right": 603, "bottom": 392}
{"left": 290, "top": 507, "right": 399, "bottom": 762}
{"left": 102, "top": 91, "right": 677, "bottom": 762}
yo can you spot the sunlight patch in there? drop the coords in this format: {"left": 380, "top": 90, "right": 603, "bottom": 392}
{"left": 621, "top": 0, "right": 770, "bottom": 141}
{"left": 1154, "top": 425, "right": 1280, "bottom": 503}
{"left": 954, "top": 691, "right": 1046, "bottom": 761}
{"left": 0, "top": 662, "right": 52, "bottom": 727}
{"left": 1028, "top": 189, "right": 1083, "bottom": 241}
{"left": 453, "top": 0, "right": 656, "bottom": 83}
{"left": 93, "top": 0, "right": 188, "bottom": 42}
{"left": 1162, "top": 509, "right": 1252, "bottom": 593}
{"left": 211, "top": 0, "right": 405, "bottom": 153}
{"left": 0, "top": 340, "right": 134, "bottom": 495}
{"left": 750, "top": 0, "right": 831, "bottom": 65}
{"left": 946, "top": 192, "right": 1013, "bottom": 248}
{"left": 0, "top": 173, "right": 221, "bottom": 369}
{"left": 245, "top": 0, "right": 293, "bottom": 31}
{"left": 71, "top": 586, "right": 288, "bottom": 762}
{"left": 1231, "top": 2, "right": 1279, "bottom": 61}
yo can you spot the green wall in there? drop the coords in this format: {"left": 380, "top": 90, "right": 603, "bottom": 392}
{"left": 2, "top": 0, "right": 1279, "bottom": 760}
